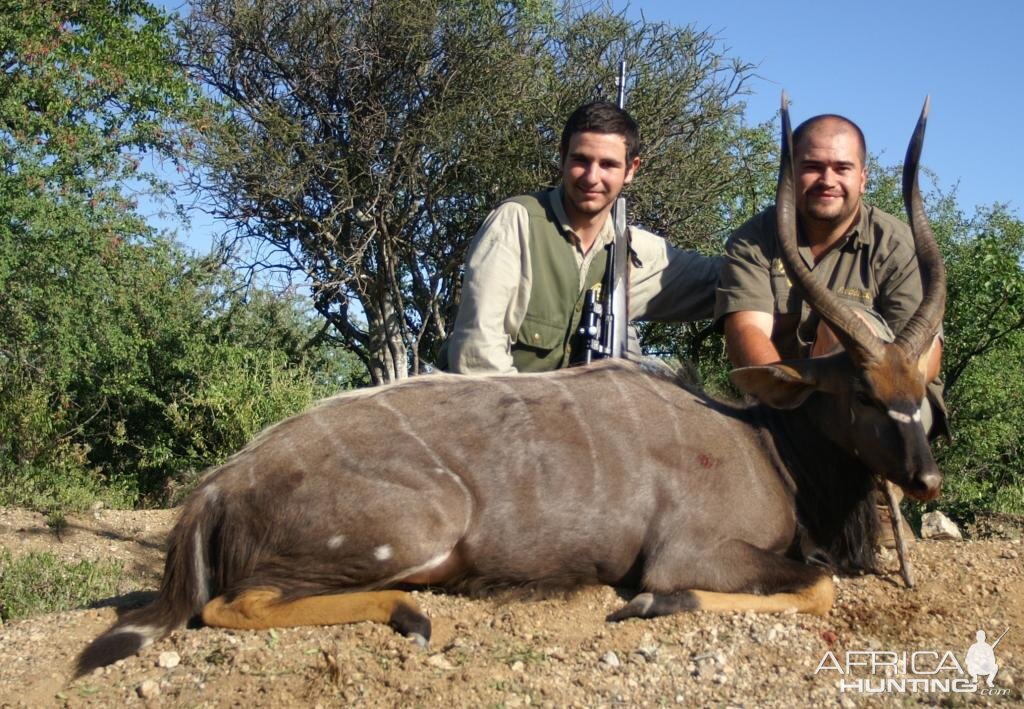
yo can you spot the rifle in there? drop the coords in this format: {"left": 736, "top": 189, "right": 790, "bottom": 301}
{"left": 578, "top": 60, "right": 630, "bottom": 363}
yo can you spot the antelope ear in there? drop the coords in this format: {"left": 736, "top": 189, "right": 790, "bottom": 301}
{"left": 730, "top": 363, "right": 817, "bottom": 409}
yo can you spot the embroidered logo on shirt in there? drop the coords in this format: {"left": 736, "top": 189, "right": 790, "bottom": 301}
{"left": 771, "top": 258, "right": 793, "bottom": 287}
{"left": 835, "top": 287, "right": 872, "bottom": 302}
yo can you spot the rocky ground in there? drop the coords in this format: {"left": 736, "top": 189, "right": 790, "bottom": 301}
{"left": 0, "top": 506, "right": 1021, "bottom": 708}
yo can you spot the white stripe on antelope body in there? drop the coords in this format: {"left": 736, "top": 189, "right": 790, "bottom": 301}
{"left": 77, "top": 97, "right": 944, "bottom": 675}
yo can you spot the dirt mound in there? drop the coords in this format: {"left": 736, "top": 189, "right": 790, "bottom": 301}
{"left": 0, "top": 507, "right": 1021, "bottom": 707}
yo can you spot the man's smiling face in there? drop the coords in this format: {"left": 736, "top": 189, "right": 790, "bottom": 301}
{"left": 560, "top": 131, "right": 639, "bottom": 225}
{"left": 795, "top": 120, "right": 868, "bottom": 231}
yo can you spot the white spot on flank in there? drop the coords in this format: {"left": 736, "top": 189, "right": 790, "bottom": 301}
{"left": 374, "top": 544, "right": 393, "bottom": 561}
{"left": 327, "top": 534, "right": 345, "bottom": 550}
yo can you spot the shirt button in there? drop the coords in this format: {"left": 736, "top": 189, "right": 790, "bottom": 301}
{"left": 532, "top": 333, "right": 540, "bottom": 342}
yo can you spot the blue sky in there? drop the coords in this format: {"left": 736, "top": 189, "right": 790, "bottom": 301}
{"left": 616, "top": 0, "right": 1021, "bottom": 214}
{"left": 163, "top": 0, "right": 1021, "bottom": 252}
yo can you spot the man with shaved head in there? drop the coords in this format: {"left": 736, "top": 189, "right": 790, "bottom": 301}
{"left": 715, "top": 114, "right": 946, "bottom": 546}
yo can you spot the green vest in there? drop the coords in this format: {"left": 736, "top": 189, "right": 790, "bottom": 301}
{"left": 508, "top": 192, "right": 608, "bottom": 372}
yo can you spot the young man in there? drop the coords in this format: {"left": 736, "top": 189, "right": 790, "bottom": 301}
{"left": 715, "top": 114, "right": 947, "bottom": 545}
{"left": 443, "top": 101, "right": 719, "bottom": 374}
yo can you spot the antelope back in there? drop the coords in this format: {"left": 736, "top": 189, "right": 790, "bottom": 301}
{"left": 199, "top": 361, "right": 798, "bottom": 588}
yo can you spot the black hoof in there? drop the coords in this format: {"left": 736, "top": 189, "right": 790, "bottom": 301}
{"left": 389, "top": 602, "right": 432, "bottom": 644}
{"left": 607, "top": 592, "right": 655, "bottom": 622}
{"left": 606, "top": 591, "right": 699, "bottom": 621}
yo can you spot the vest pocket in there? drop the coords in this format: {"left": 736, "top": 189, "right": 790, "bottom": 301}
{"left": 515, "top": 313, "right": 567, "bottom": 352}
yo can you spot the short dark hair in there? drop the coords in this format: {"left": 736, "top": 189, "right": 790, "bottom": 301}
{"left": 559, "top": 101, "right": 640, "bottom": 163}
{"left": 792, "top": 114, "right": 867, "bottom": 165}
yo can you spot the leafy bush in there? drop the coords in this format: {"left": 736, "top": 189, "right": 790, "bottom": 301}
{"left": 868, "top": 170, "right": 1024, "bottom": 522}
{"left": 0, "top": 230, "right": 366, "bottom": 509}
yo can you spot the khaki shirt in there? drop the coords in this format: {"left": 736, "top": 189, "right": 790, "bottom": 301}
{"left": 447, "top": 187, "right": 720, "bottom": 374}
{"left": 715, "top": 204, "right": 925, "bottom": 359}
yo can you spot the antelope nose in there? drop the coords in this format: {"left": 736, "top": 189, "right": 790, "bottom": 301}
{"left": 908, "top": 470, "right": 942, "bottom": 502}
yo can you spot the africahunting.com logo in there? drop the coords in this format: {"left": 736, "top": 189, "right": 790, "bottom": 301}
{"left": 815, "top": 627, "right": 1010, "bottom": 695}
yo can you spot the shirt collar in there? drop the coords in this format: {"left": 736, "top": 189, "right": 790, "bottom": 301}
{"left": 796, "top": 202, "right": 870, "bottom": 268}
{"left": 847, "top": 203, "right": 871, "bottom": 249}
{"left": 818, "top": 202, "right": 870, "bottom": 251}
{"left": 547, "top": 186, "right": 615, "bottom": 249}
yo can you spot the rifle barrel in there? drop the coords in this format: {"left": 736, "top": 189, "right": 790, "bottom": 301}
{"left": 616, "top": 60, "right": 626, "bottom": 109}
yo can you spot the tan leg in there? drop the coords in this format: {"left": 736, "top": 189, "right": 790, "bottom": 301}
{"left": 202, "top": 587, "right": 430, "bottom": 641}
{"left": 688, "top": 574, "right": 834, "bottom": 616}
{"left": 609, "top": 574, "right": 834, "bottom": 621}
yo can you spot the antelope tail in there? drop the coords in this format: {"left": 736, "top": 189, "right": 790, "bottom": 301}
{"left": 75, "top": 487, "right": 221, "bottom": 676}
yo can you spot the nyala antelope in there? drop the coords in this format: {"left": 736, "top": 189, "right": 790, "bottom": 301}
{"left": 78, "top": 96, "right": 944, "bottom": 675}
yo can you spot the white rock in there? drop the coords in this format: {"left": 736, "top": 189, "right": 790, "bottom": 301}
{"left": 601, "top": 651, "right": 621, "bottom": 668}
{"left": 426, "top": 654, "right": 454, "bottom": 670}
{"left": 157, "top": 651, "right": 180, "bottom": 669}
{"left": 137, "top": 680, "right": 160, "bottom": 699}
{"left": 637, "top": 643, "right": 659, "bottom": 661}
{"left": 920, "top": 511, "right": 963, "bottom": 540}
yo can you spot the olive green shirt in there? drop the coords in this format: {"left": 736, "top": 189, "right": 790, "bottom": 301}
{"left": 715, "top": 203, "right": 947, "bottom": 429}
{"left": 446, "top": 187, "right": 720, "bottom": 374}
{"left": 715, "top": 203, "right": 926, "bottom": 359}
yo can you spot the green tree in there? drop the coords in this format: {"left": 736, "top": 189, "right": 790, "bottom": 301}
{"left": 0, "top": 1, "right": 365, "bottom": 509}
{"left": 637, "top": 118, "right": 777, "bottom": 392}
{"left": 1, "top": 0, "right": 199, "bottom": 219}
{"left": 867, "top": 166, "right": 1024, "bottom": 520}
{"left": 932, "top": 205, "right": 1024, "bottom": 520}
{"left": 1, "top": 0, "right": 196, "bottom": 505}
{"left": 179, "top": 0, "right": 759, "bottom": 384}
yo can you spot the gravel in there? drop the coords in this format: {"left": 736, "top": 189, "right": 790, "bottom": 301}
{"left": 0, "top": 507, "right": 1021, "bottom": 707}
